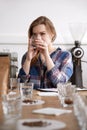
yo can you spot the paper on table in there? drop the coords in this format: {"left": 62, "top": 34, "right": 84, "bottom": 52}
{"left": 32, "top": 107, "right": 72, "bottom": 116}
{"left": 37, "top": 92, "right": 58, "bottom": 96}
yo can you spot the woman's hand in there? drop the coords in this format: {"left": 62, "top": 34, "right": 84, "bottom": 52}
{"left": 33, "top": 39, "right": 49, "bottom": 57}
{"left": 26, "top": 39, "right": 39, "bottom": 61}
{"left": 23, "top": 38, "right": 39, "bottom": 74}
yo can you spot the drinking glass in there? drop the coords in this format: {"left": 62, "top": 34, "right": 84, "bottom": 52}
{"left": 2, "top": 92, "right": 22, "bottom": 120}
{"left": 10, "top": 78, "right": 20, "bottom": 94}
{"left": 57, "top": 82, "right": 75, "bottom": 107}
{"left": 20, "top": 82, "right": 34, "bottom": 102}
{"left": 63, "top": 84, "right": 75, "bottom": 107}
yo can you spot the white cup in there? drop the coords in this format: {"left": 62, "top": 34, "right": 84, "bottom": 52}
{"left": 20, "top": 82, "right": 34, "bottom": 102}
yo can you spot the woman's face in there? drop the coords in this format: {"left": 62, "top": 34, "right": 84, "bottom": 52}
{"left": 31, "top": 24, "right": 53, "bottom": 45}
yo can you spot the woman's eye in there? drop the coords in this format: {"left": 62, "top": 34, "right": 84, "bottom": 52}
{"left": 32, "top": 32, "right": 46, "bottom": 37}
{"left": 32, "top": 33, "right": 36, "bottom": 37}
{"left": 40, "top": 33, "right": 45, "bottom": 36}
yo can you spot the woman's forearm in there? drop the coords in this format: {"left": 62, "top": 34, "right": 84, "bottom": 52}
{"left": 45, "top": 53, "right": 55, "bottom": 71}
{"left": 23, "top": 58, "right": 31, "bottom": 75}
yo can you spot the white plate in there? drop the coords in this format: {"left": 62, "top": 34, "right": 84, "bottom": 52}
{"left": 22, "top": 99, "right": 45, "bottom": 106}
{"left": 37, "top": 92, "right": 58, "bottom": 96}
{"left": 17, "top": 118, "right": 66, "bottom": 130}
{"left": 37, "top": 88, "right": 58, "bottom": 92}
{"left": 33, "top": 107, "right": 72, "bottom": 116}
{"left": 76, "top": 88, "right": 87, "bottom": 91}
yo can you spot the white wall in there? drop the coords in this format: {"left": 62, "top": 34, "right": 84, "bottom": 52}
{"left": 0, "top": 0, "right": 87, "bottom": 87}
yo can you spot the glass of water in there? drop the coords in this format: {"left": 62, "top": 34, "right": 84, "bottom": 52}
{"left": 2, "top": 92, "right": 22, "bottom": 120}
{"left": 9, "top": 78, "right": 20, "bottom": 94}
{"left": 20, "top": 82, "right": 34, "bottom": 102}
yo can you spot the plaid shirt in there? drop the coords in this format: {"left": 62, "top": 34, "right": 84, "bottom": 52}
{"left": 18, "top": 48, "right": 73, "bottom": 89}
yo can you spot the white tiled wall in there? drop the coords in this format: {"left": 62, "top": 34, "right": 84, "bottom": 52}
{"left": 0, "top": 0, "right": 87, "bottom": 86}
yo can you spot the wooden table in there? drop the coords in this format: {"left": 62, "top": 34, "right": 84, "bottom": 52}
{"left": 0, "top": 89, "right": 87, "bottom": 130}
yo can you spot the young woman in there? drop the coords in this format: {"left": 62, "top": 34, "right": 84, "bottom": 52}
{"left": 18, "top": 16, "right": 73, "bottom": 89}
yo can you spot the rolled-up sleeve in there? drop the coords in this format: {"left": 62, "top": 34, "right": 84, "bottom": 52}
{"left": 46, "top": 51, "right": 73, "bottom": 86}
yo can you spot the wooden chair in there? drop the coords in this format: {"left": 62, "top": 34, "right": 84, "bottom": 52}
{"left": 0, "top": 53, "right": 10, "bottom": 97}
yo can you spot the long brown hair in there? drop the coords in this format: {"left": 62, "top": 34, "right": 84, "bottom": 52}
{"left": 28, "top": 16, "right": 57, "bottom": 65}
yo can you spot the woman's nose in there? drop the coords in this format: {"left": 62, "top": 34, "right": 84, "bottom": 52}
{"left": 35, "top": 34, "right": 41, "bottom": 40}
